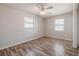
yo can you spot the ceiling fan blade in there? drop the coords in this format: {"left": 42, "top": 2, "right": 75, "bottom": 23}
{"left": 46, "top": 6, "right": 53, "bottom": 9}
{"left": 36, "top": 3, "right": 45, "bottom": 11}
{"left": 36, "top": 3, "right": 53, "bottom": 12}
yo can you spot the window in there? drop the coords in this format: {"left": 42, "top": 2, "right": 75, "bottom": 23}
{"left": 24, "top": 17, "right": 33, "bottom": 28}
{"left": 55, "top": 19, "right": 64, "bottom": 31}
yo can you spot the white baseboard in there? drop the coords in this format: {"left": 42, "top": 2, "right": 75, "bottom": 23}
{"left": 0, "top": 34, "right": 44, "bottom": 50}
{"left": 45, "top": 34, "right": 72, "bottom": 41}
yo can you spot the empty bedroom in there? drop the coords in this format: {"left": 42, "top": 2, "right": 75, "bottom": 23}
{"left": 0, "top": 3, "right": 79, "bottom": 56}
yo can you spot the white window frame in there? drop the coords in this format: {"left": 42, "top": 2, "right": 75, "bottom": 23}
{"left": 24, "top": 17, "right": 34, "bottom": 29}
{"left": 54, "top": 19, "right": 64, "bottom": 31}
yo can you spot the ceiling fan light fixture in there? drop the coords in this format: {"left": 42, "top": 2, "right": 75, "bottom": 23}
{"left": 40, "top": 11, "right": 46, "bottom": 15}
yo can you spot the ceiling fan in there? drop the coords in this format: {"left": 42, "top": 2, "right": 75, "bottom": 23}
{"left": 36, "top": 3, "right": 53, "bottom": 15}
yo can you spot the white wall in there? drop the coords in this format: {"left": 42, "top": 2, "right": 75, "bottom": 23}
{"left": 0, "top": 5, "right": 74, "bottom": 49}
{"left": 45, "top": 12, "right": 73, "bottom": 41}
{"left": 0, "top": 5, "right": 44, "bottom": 49}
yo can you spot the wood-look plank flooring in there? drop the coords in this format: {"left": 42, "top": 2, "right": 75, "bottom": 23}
{"left": 0, "top": 37, "right": 79, "bottom": 56}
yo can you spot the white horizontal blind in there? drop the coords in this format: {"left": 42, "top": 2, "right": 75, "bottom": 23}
{"left": 55, "top": 19, "right": 64, "bottom": 31}
{"left": 24, "top": 17, "right": 33, "bottom": 28}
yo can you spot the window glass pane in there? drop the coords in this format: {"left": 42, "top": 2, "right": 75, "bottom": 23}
{"left": 55, "top": 19, "right": 64, "bottom": 31}
{"left": 24, "top": 17, "right": 33, "bottom": 23}
{"left": 24, "top": 23, "right": 33, "bottom": 28}
{"left": 55, "top": 26, "right": 64, "bottom": 31}
{"left": 56, "top": 19, "right": 64, "bottom": 24}
{"left": 24, "top": 17, "right": 33, "bottom": 29}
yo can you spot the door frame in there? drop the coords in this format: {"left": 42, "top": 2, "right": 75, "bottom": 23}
{"left": 73, "top": 3, "right": 78, "bottom": 48}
